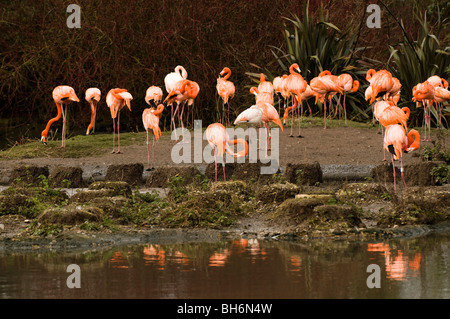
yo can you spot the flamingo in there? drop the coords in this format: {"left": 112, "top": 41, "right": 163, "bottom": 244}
{"left": 164, "top": 79, "right": 200, "bottom": 139}
{"left": 366, "top": 69, "right": 394, "bottom": 104}
{"left": 434, "top": 86, "right": 450, "bottom": 127}
{"left": 106, "top": 88, "right": 133, "bottom": 154}
{"left": 41, "top": 85, "right": 80, "bottom": 147}
{"left": 205, "top": 123, "right": 248, "bottom": 182}
{"left": 310, "top": 72, "right": 343, "bottom": 129}
{"left": 384, "top": 124, "right": 420, "bottom": 192}
{"left": 284, "top": 63, "right": 307, "bottom": 136}
{"left": 216, "top": 67, "right": 235, "bottom": 125}
{"left": 412, "top": 81, "right": 435, "bottom": 141}
{"left": 273, "top": 75, "right": 287, "bottom": 114}
{"left": 164, "top": 65, "right": 188, "bottom": 132}
{"left": 145, "top": 86, "right": 163, "bottom": 108}
{"left": 234, "top": 105, "right": 264, "bottom": 148}
{"left": 85, "top": 88, "right": 101, "bottom": 135}
{"left": 337, "top": 74, "right": 359, "bottom": 125}
{"left": 142, "top": 103, "right": 164, "bottom": 170}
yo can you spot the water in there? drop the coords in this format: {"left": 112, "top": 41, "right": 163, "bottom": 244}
{"left": 0, "top": 232, "right": 449, "bottom": 299}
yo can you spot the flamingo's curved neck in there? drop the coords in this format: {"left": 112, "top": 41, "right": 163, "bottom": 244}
{"left": 41, "top": 101, "right": 62, "bottom": 140}
{"left": 407, "top": 130, "right": 420, "bottom": 150}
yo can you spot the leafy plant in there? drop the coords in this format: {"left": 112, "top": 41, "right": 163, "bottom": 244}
{"left": 387, "top": 10, "right": 450, "bottom": 127}
{"left": 247, "top": 0, "right": 369, "bottom": 121}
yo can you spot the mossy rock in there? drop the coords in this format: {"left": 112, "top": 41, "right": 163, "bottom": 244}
{"left": 273, "top": 197, "right": 327, "bottom": 222}
{"left": 146, "top": 166, "right": 201, "bottom": 187}
{"left": 105, "top": 163, "right": 144, "bottom": 186}
{"left": 284, "top": 162, "right": 323, "bottom": 186}
{"left": 256, "top": 183, "right": 300, "bottom": 204}
{"left": 69, "top": 189, "right": 119, "bottom": 203}
{"left": 88, "top": 196, "right": 128, "bottom": 218}
{"left": 210, "top": 180, "right": 254, "bottom": 199}
{"left": 38, "top": 206, "right": 103, "bottom": 225}
{"left": 311, "top": 204, "right": 363, "bottom": 230}
{"left": 88, "top": 181, "right": 132, "bottom": 197}
{"left": 0, "top": 194, "right": 34, "bottom": 215}
{"left": 49, "top": 166, "right": 84, "bottom": 188}
{"left": 9, "top": 166, "right": 49, "bottom": 186}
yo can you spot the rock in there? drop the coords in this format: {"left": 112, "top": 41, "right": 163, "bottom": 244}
{"left": 295, "top": 194, "right": 335, "bottom": 200}
{"left": 146, "top": 165, "right": 202, "bottom": 187}
{"left": 49, "top": 166, "right": 84, "bottom": 188}
{"left": 273, "top": 197, "right": 326, "bottom": 222}
{"left": 9, "top": 165, "right": 49, "bottom": 186}
{"left": 283, "top": 162, "right": 323, "bottom": 186}
{"left": 105, "top": 163, "right": 144, "bottom": 186}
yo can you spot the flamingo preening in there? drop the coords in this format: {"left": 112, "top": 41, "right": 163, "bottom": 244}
{"left": 412, "top": 80, "right": 435, "bottom": 141}
{"left": 85, "top": 88, "right": 101, "bottom": 135}
{"left": 384, "top": 124, "right": 420, "bottom": 192}
{"left": 106, "top": 88, "right": 133, "bottom": 154}
{"left": 142, "top": 103, "right": 164, "bottom": 170}
{"left": 145, "top": 86, "right": 163, "bottom": 108}
{"left": 216, "top": 67, "right": 235, "bottom": 125}
{"left": 41, "top": 85, "right": 80, "bottom": 147}
{"left": 366, "top": 69, "right": 394, "bottom": 104}
{"left": 164, "top": 79, "right": 200, "bottom": 139}
{"left": 336, "top": 74, "right": 359, "bottom": 126}
{"left": 206, "top": 123, "right": 248, "bottom": 182}
{"left": 310, "top": 71, "right": 343, "bottom": 129}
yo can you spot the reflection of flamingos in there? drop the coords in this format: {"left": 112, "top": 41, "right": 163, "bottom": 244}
{"left": 310, "top": 72, "right": 343, "bottom": 129}
{"left": 142, "top": 104, "right": 164, "bottom": 170}
{"left": 384, "top": 124, "right": 420, "bottom": 191}
{"left": 41, "top": 85, "right": 80, "bottom": 147}
{"left": 337, "top": 74, "right": 359, "bottom": 126}
{"left": 106, "top": 88, "right": 133, "bottom": 154}
{"left": 85, "top": 88, "right": 101, "bottom": 135}
{"left": 216, "top": 67, "right": 235, "bottom": 125}
{"left": 206, "top": 123, "right": 248, "bottom": 182}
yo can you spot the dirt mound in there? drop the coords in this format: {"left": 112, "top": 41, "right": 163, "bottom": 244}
{"left": 284, "top": 162, "right": 323, "bottom": 185}
{"left": 9, "top": 165, "right": 49, "bottom": 185}
{"left": 105, "top": 163, "right": 144, "bottom": 186}
{"left": 405, "top": 161, "right": 447, "bottom": 186}
{"left": 38, "top": 206, "right": 103, "bottom": 225}
{"left": 49, "top": 166, "right": 84, "bottom": 188}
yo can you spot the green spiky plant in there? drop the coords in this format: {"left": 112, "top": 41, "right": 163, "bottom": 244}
{"left": 247, "top": 1, "right": 370, "bottom": 121}
{"left": 387, "top": 9, "right": 450, "bottom": 128}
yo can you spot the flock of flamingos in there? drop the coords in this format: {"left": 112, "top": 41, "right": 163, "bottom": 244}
{"left": 40, "top": 63, "right": 449, "bottom": 189}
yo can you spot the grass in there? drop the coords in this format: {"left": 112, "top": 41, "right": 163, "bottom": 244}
{"left": 0, "top": 131, "right": 170, "bottom": 160}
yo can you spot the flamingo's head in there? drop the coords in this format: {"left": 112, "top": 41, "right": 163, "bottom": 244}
{"left": 118, "top": 91, "right": 133, "bottom": 111}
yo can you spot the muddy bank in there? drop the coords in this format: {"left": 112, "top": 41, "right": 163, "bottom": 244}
{"left": 1, "top": 161, "right": 449, "bottom": 252}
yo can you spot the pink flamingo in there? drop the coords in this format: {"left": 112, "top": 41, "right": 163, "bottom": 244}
{"left": 85, "top": 88, "right": 101, "bottom": 135}
{"left": 284, "top": 64, "right": 307, "bottom": 136}
{"left": 142, "top": 103, "right": 164, "bottom": 170}
{"left": 41, "top": 85, "right": 80, "bottom": 147}
{"left": 106, "top": 88, "right": 133, "bottom": 154}
{"left": 216, "top": 67, "right": 235, "bottom": 125}
{"left": 337, "top": 74, "right": 359, "bottom": 125}
{"left": 164, "top": 66, "right": 188, "bottom": 132}
{"left": 384, "top": 124, "right": 420, "bottom": 192}
{"left": 412, "top": 81, "right": 435, "bottom": 141}
{"left": 205, "top": 123, "right": 248, "bottom": 182}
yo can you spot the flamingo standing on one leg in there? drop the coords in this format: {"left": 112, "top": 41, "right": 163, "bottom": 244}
{"left": 216, "top": 67, "right": 235, "bottom": 125}
{"left": 142, "top": 103, "right": 164, "bottom": 170}
{"left": 85, "top": 88, "right": 101, "bottom": 135}
{"left": 384, "top": 124, "right": 420, "bottom": 192}
{"left": 106, "top": 88, "right": 133, "bottom": 154}
{"left": 41, "top": 85, "right": 80, "bottom": 147}
{"left": 205, "top": 123, "right": 248, "bottom": 182}
{"left": 164, "top": 65, "right": 188, "bottom": 133}
{"left": 337, "top": 74, "right": 359, "bottom": 126}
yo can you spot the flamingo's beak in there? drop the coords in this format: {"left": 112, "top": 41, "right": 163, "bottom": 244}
{"left": 126, "top": 99, "right": 131, "bottom": 111}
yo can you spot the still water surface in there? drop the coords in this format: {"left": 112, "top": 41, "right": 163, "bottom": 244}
{"left": 1, "top": 231, "right": 449, "bottom": 299}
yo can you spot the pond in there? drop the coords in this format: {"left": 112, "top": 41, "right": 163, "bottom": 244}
{"left": 0, "top": 230, "right": 449, "bottom": 299}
